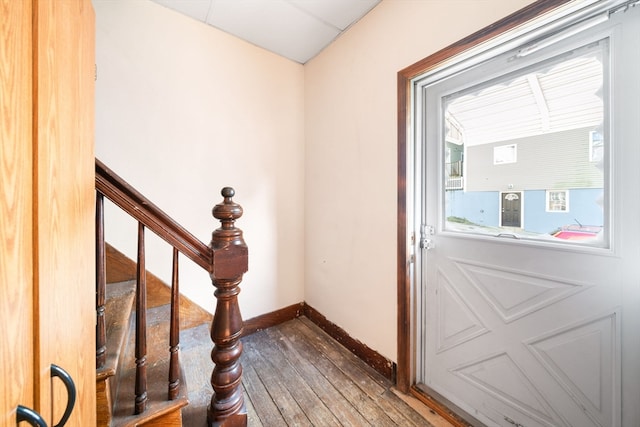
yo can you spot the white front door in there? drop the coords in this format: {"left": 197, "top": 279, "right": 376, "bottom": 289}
{"left": 422, "top": 235, "right": 625, "bottom": 427}
{"left": 414, "top": 4, "right": 640, "bottom": 427}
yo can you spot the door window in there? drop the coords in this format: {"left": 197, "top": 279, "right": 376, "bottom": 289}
{"left": 406, "top": 2, "right": 640, "bottom": 426}
{"left": 439, "top": 41, "right": 607, "bottom": 246}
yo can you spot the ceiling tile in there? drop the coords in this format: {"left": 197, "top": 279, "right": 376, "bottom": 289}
{"left": 207, "top": 0, "right": 340, "bottom": 63}
{"left": 289, "top": 0, "right": 380, "bottom": 31}
{"left": 150, "top": 0, "right": 382, "bottom": 63}
{"left": 152, "top": 0, "right": 212, "bottom": 22}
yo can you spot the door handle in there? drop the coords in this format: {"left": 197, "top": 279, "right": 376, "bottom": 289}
{"left": 50, "top": 364, "right": 76, "bottom": 427}
{"left": 496, "top": 233, "right": 519, "bottom": 239}
{"left": 16, "top": 405, "right": 47, "bottom": 427}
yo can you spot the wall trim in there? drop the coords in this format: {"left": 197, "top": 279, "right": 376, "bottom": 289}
{"left": 242, "top": 302, "right": 305, "bottom": 336}
{"left": 243, "top": 302, "right": 396, "bottom": 382}
{"left": 303, "top": 303, "right": 396, "bottom": 382}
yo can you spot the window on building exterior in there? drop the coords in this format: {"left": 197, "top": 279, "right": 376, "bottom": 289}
{"left": 546, "top": 189, "right": 569, "bottom": 212}
{"left": 418, "top": 28, "right": 607, "bottom": 244}
{"left": 493, "top": 144, "right": 517, "bottom": 165}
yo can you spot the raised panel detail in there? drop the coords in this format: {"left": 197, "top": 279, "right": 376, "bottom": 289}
{"left": 527, "top": 312, "right": 618, "bottom": 427}
{"left": 436, "top": 268, "right": 488, "bottom": 353}
{"left": 453, "top": 352, "right": 557, "bottom": 426}
{"left": 455, "top": 260, "right": 588, "bottom": 323}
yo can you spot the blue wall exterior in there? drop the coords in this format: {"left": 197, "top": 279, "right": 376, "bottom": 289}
{"left": 445, "top": 188, "right": 604, "bottom": 234}
{"left": 446, "top": 190, "right": 500, "bottom": 227}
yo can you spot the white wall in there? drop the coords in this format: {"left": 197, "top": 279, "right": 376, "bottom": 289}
{"left": 94, "top": 0, "right": 305, "bottom": 318}
{"left": 304, "top": 0, "right": 536, "bottom": 361}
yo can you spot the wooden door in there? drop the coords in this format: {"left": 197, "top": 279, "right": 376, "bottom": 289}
{"left": 500, "top": 192, "right": 521, "bottom": 228}
{"left": 34, "top": 1, "right": 96, "bottom": 425}
{"left": 0, "top": 1, "right": 35, "bottom": 424}
{"left": 1, "top": 1, "right": 96, "bottom": 425}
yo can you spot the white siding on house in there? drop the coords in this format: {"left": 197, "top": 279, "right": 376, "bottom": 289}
{"left": 466, "top": 127, "right": 603, "bottom": 192}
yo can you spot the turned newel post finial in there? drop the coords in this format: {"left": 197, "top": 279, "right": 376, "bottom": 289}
{"left": 213, "top": 187, "right": 242, "bottom": 229}
{"left": 208, "top": 187, "right": 248, "bottom": 427}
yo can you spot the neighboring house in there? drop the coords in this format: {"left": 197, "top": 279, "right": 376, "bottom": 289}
{"left": 446, "top": 126, "right": 604, "bottom": 235}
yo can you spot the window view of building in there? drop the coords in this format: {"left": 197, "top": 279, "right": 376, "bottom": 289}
{"left": 443, "top": 44, "right": 605, "bottom": 244}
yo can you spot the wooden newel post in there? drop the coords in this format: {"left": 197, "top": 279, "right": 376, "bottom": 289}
{"left": 207, "top": 187, "right": 248, "bottom": 427}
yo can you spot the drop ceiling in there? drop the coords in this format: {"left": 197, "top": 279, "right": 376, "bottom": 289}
{"left": 150, "top": 0, "right": 381, "bottom": 64}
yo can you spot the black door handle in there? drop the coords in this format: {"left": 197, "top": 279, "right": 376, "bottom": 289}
{"left": 16, "top": 364, "right": 76, "bottom": 426}
{"left": 16, "top": 405, "right": 47, "bottom": 427}
{"left": 50, "top": 364, "right": 76, "bottom": 427}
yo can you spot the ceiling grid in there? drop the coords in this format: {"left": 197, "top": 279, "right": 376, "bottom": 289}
{"left": 151, "top": 0, "right": 381, "bottom": 63}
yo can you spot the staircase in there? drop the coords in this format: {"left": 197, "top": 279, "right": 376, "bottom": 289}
{"left": 94, "top": 159, "right": 249, "bottom": 427}
{"left": 97, "top": 244, "right": 215, "bottom": 426}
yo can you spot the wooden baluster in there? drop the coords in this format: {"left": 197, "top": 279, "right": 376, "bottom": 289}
{"left": 207, "top": 187, "right": 248, "bottom": 427}
{"left": 168, "top": 247, "right": 180, "bottom": 400}
{"left": 96, "top": 192, "right": 106, "bottom": 369}
{"left": 135, "top": 222, "right": 148, "bottom": 414}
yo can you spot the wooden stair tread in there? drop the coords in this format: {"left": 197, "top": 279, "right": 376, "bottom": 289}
{"left": 111, "top": 361, "right": 189, "bottom": 427}
{"left": 111, "top": 303, "right": 190, "bottom": 426}
{"left": 98, "top": 245, "right": 216, "bottom": 426}
{"left": 106, "top": 243, "right": 212, "bottom": 330}
{"left": 97, "top": 280, "right": 137, "bottom": 381}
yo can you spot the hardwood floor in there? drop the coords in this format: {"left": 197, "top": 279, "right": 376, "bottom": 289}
{"left": 182, "top": 316, "right": 451, "bottom": 426}
{"left": 105, "top": 248, "right": 451, "bottom": 425}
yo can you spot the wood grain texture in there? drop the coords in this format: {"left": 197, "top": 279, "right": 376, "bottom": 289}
{"left": 96, "top": 159, "right": 211, "bottom": 272}
{"left": 240, "top": 318, "right": 437, "bottom": 427}
{"left": 208, "top": 188, "right": 248, "bottom": 425}
{"left": 106, "top": 243, "right": 213, "bottom": 330}
{"left": 111, "top": 308, "right": 188, "bottom": 427}
{"left": 106, "top": 244, "right": 137, "bottom": 284}
{"left": 138, "top": 410, "right": 183, "bottom": 427}
{"left": 243, "top": 302, "right": 397, "bottom": 382}
{"left": 96, "top": 378, "right": 113, "bottom": 427}
{"left": 96, "top": 280, "right": 137, "bottom": 427}
{"left": 409, "top": 387, "right": 472, "bottom": 427}
{"left": 34, "top": 0, "right": 96, "bottom": 425}
{"left": 303, "top": 303, "right": 396, "bottom": 382}
{"left": 0, "top": 0, "right": 34, "bottom": 423}
{"left": 242, "top": 302, "right": 303, "bottom": 336}
{"left": 180, "top": 317, "right": 444, "bottom": 426}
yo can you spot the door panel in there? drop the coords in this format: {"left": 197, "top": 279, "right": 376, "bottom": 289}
{"left": 34, "top": 0, "right": 96, "bottom": 425}
{"left": 425, "top": 238, "right": 621, "bottom": 426}
{"left": 1, "top": 1, "right": 95, "bottom": 425}
{"left": 416, "top": 6, "right": 640, "bottom": 427}
{"left": 500, "top": 193, "right": 521, "bottom": 228}
{"left": 0, "top": 1, "right": 34, "bottom": 423}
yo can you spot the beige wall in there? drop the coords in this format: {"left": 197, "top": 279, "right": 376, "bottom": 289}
{"left": 94, "top": 0, "right": 305, "bottom": 318}
{"left": 94, "top": 0, "right": 537, "bottom": 362}
{"left": 304, "top": 0, "right": 536, "bottom": 361}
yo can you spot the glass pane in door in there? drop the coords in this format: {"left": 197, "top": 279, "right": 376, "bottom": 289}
{"left": 442, "top": 41, "right": 607, "bottom": 247}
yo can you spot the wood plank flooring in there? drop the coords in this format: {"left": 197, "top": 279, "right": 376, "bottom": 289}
{"left": 182, "top": 316, "right": 450, "bottom": 426}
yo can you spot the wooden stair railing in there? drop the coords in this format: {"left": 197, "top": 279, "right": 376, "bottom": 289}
{"left": 95, "top": 158, "right": 248, "bottom": 427}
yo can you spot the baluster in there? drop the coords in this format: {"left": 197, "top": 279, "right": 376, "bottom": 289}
{"left": 135, "top": 222, "right": 148, "bottom": 414}
{"left": 207, "top": 187, "right": 248, "bottom": 427}
{"left": 168, "top": 247, "right": 180, "bottom": 400}
{"left": 96, "top": 192, "right": 106, "bottom": 369}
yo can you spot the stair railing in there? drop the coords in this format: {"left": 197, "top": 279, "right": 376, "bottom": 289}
{"left": 95, "top": 158, "right": 248, "bottom": 426}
